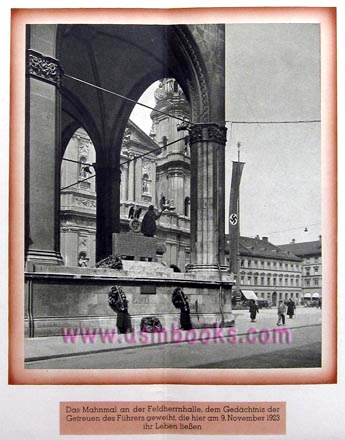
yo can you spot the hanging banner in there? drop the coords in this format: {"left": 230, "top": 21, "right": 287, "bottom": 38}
{"left": 229, "top": 161, "right": 245, "bottom": 273}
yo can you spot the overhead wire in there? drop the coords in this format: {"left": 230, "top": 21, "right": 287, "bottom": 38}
{"left": 64, "top": 73, "right": 320, "bottom": 127}
{"left": 120, "top": 136, "right": 187, "bottom": 166}
{"left": 62, "top": 157, "right": 93, "bottom": 166}
{"left": 244, "top": 223, "right": 321, "bottom": 238}
{"left": 60, "top": 135, "right": 188, "bottom": 191}
{"left": 64, "top": 73, "right": 192, "bottom": 126}
{"left": 61, "top": 172, "right": 96, "bottom": 192}
{"left": 226, "top": 120, "right": 321, "bottom": 124}
{"left": 61, "top": 73, "right": 321, "bottom": 193}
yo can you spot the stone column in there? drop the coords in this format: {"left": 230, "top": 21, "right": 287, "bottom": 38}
{"left": 25, "top": 46, "right": 64, "bottom": 266}
{"left": 188, "top": 123, "right": 227, "bottom": 271}
{"left": 95, "top": 161, "right": 121, "bottom": 261}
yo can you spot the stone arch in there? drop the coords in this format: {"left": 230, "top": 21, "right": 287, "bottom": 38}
{"left": 26, "top": 23, "right": 226, "bottom": 266}
{"left": 170, "top": 25, "right": 210, "bottom": 123}
{"left": 60, "top": 88, "right": 102, "bottom": 158}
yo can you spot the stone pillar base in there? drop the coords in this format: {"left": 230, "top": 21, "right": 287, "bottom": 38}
{"left": 185, "top": 265, "right": 234, "bottom": 286}
{"left": 26, "top": 249, "right": 64, "bottom": 269}
{"left": 185, "top": 264, "right": 222, "bottom": 273}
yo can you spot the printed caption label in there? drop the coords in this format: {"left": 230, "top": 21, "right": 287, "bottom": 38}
{"left": 60, "top": 401, "right": 286, "bottom": 435}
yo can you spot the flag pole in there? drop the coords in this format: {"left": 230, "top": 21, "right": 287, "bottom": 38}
{"left": 236, "top": 142, "right": 241, "bottom": 299}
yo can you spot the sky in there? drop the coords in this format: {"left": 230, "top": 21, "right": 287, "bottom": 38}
{"left": 129, "top": 82, "right": 159, "bottom": 132}
{"left": 130, "top": 24, "right": 321, "bottom": 245}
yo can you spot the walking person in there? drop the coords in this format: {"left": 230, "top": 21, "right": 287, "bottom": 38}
{"left": 277, "top": 300, "right": 286, "bottom": 326}
{"left": 249, "top": 300, "right": 259, "bottom": 322}
{"left": 287, "top": 298, "right": 296, "bottom": 319}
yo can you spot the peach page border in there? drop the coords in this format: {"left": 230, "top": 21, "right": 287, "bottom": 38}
{"left": 9, "top": 7, "right": 337, "bottom": 385}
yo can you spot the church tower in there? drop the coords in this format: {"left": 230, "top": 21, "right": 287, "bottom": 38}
{"left": 150, "top": 79, "right": 191, "bottom": 217}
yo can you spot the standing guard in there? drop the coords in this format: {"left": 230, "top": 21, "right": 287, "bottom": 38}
{"left": 172, "top": 287, "right": 193, "bottom": 330}
{"left": 108, "top": 286, "right": 132, "bottom": 334}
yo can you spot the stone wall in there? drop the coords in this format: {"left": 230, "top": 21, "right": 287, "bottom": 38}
{"left": 25, "top": 264, "right": 234, "bottom": 337}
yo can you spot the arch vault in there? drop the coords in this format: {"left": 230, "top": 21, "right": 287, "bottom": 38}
{"left": 25, "top": 24, "right": 227, "bottom": 270}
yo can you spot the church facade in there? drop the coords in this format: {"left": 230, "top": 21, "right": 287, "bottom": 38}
{"left": 60, "top": 79, "right": 191, "bottom": 270}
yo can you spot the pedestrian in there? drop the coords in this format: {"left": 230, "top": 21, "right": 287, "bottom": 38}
{"left": 276, "top": 300, "right": 286, "bottom": 326}
{"left": 249, "top": 300, "right": 259, "bottom": 322}
{"left": 141, "top": 205, "right": 164, "bottom": 237}
{"left": 287, "top": 298, "right": 296, "bottom": 319}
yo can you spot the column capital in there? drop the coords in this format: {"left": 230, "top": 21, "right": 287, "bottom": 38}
{"left": 27, "top": 49, "right": 64, "bottom": 88}
{"left": 189, "top": 123, "right": 227, "bottom": 146}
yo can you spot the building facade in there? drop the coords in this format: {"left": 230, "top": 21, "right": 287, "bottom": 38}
{"left": 279, "top": 238, "right": 322, "bottom": 302}
{"left": 60, "top": 130, "right": 97, "bottom": 268}
{"left": 226, "top": 235, "right": 303, "bottom": 305}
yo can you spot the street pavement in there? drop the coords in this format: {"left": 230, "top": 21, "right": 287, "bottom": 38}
{"left": 25, "top": 307, "right": 321, "bottom": 369}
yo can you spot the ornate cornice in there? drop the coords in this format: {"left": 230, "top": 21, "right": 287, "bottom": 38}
{"left": 189, "top": 123, "right": 227, "bottom": 146}
{"left": 27, "top": 49, "right": 64, "bottom": 87}
{"left": 74, "top": 196, "right": 96, "bottom": 209}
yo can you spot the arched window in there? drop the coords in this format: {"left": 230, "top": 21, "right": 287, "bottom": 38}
{"left": 184, "top": 197, "right": 190, "bottom": 217}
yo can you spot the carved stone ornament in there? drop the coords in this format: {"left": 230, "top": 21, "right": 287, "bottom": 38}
{"left": 122, "top": 128, "right": 132, "bottom": 146}
{"left": 189, "top": 124, "right": 227, "bottom": 146}
{"left": 74, "top": 196, "right": 96, "bottom": 208}
{"left": 79, "top": 141, "right": 89, "bottom": 156}
{"left": 96, "top": 256, "right": 123, "bottom": 270}
{"left": 142, "top": 159, "right": 151, "bottom": 175}
{"left": 78, "top": 236, "right": 88, "bottom": 249}
{"left": 174, "top": 26, "right": 210, "bottom": 122}
{"left": 154, "top": 81, "right": 165, "bottom": 102}
{"left": 27, "top": 49, "right": 64, "bottom": 87}
{"left": 129, "top": 218, "right": 141, "bottom": 233}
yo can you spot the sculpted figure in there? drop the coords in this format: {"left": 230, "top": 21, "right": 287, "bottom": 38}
{"left": 141, "top": 205, "right": 163, "bottom": 237}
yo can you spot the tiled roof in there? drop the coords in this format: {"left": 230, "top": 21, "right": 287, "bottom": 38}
{"left": 279, "top": 240, "right": 322, "bottom": 257}
{"left": 225, "top": 235, "right": 302, "bottom": 261}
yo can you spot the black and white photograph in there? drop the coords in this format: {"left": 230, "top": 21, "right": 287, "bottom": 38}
{"left": 1, "top": 4, "right": 343, "bottom": 440}
{"left": 22, "top": 20, "right": 326, "bottom": 372}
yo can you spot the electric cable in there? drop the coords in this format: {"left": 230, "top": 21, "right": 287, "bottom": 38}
{"left": 60, "top": 135, "right": 188, "bottom": 191}
{"left": 64, "top": 73, "right": 192, "bottom": 126}
{"left": 64, "top": 74, "right": 321, "bottom": 126}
